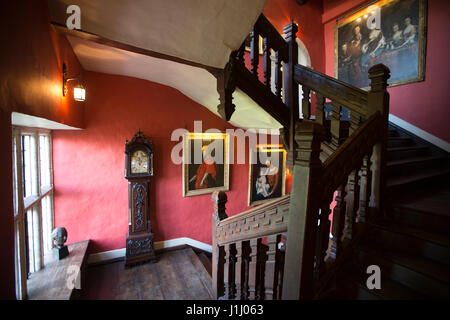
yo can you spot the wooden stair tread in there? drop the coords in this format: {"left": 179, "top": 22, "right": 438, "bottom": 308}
{"left": 359, "top": 242, "right": 450, "bottom": 285}
{"left": 340, "top": 266, "right": 425, "bottom": 300}
{"left": 393, "top": 183, "right": 450, "bottom": 217}
{"left": 387, "top": 154, "right": 446, "bottom": 167}
{"left": 387, "top": 145, "right": 428, "bottom": 152}
{"left": 387, "top": 167, "right": 450, "bottom": 188}
{"left": 370, "top": 220, "right": 450, "bottom": 249}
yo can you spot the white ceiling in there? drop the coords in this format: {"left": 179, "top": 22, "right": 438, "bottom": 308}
{"left": 67, "top": 35, "right": 282, "bottom": 130}
{"left": 48, "top": 0, "right": 267, "bottom": 69}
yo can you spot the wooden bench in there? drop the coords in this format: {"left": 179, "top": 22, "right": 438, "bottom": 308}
{"left": 27, "top": 240, "right": 90, "bottom": 300}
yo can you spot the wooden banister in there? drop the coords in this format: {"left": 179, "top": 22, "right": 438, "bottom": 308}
{"left": 213, "top": 10, "right": 391, "bottom": 300}
{"left": 294, "top": 64, "right": 369, "bottom": 117}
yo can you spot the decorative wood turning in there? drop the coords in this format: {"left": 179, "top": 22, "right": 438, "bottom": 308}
{"left": 213, "top": 13, "right": 391, "bottom": 301}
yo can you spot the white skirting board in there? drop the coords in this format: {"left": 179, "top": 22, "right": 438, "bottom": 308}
{"left": 87, "top": 237, "right": 212, "bottom": 265}
{"left": 389, "top": 114, "right": 450, "bottom": 152}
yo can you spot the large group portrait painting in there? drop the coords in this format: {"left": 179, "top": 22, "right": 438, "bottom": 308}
{"left": 183, "top": 133, "right": 229, "bottom": 197}
{"left": 335, "top": 0, "right": 427, "bottom": 89}
{"left": 248, "top": 145, "right": 286, "bottom": 206}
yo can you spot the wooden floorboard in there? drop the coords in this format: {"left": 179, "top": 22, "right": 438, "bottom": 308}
{"left": 81, "top": 248, "right": 212, "bottom": 300}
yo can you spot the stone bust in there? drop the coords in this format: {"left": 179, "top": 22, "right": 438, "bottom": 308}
{"left": 51, "top": 227, "right": 68, "bottom": 248}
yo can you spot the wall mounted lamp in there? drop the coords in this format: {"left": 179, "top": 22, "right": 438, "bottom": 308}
{"left": 63, "top": 63, "right": 86, "bottom": 101}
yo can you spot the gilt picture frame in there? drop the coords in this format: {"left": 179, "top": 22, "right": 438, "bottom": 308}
{"left": 248, "top": 145, "right": 286, "bottom": 206}
{"left": 334, "top": 0, "right": 427, "bottom": 89}
{"left": 182, "top": 132, "right": 230, "bottom": 197}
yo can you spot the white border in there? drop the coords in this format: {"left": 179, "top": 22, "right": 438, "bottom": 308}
{"left": 87, "top": 237, "right": 212, "bottom": 265}
{"left": 12, "top": 112, "right": 82, "bottom": 130}
{"left": 389, "top": 114, "right": 450, "bottom": 152}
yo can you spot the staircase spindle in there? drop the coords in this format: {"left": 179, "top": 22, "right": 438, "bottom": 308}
{"left": 349, "top": 110, "right": 362, "bottom": 135}
{"left": 250, "top": 27, "right": 260, "bottom": 76}
{"left": 274, "top": 51, "right": 283, "bottom": 99}
{"left": 343, "top": 169, "right": 360, "bottom": 240}
{"left": 327, "top": 184, "right": 347, "bottom": 261}
{"left": 330, "top": 102, "right": 344, "bottom": 149}
{"left": 263, "top": 37, "right": 271, "bottom": 88}
{"left": 315, "top": 93, "right": 326, "bottom": 125}
{"left": 223, "top": 243, "right": 231, "bottom": 299}
{"left": 357, "top": 154, "right": 372, "bottom": 223}
{"left": 315, "top": 198, "right": 332, "bottom": 279}
{"left": 234, "top": 241, "right": 244, "bottom": 300}
{"left": 248, "top": 238, "right": 259, "bottom": 300}
{"left": 301, "top": 87, "right": 311, "bottom": 120}
{"left": 263, "top": 235, "right": 277, "bottom": 300}
{"left": 275, "top": 234, "right": 286, "bottom": 300}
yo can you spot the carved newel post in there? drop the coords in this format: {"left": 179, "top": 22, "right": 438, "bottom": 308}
{"left": 211, "top": 191, "right": 228, "bottom": 299}
{"left": 282, "top": 121, "right": 324, "bottom": 300}
{"left": 367, "top": 64, "right": 390, "bottom": 218}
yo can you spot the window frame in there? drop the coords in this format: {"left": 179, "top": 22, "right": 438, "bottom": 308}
{"left": 12, "top": 126, "right": 54, "bottom": 300}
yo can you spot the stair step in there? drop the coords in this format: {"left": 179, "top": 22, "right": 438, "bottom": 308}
{"left": 388, "top": 128, "right": 399, "bottom": 137}
{"left": 338, "top": 266, "right": 425, "bottom": 300}
{"left": 387, "top": 145, "right": 429, "bottom": 160}
{"left": 367, "top": 220, "right": 450, "bottom": 265}
{"left": 392, "top": 206, "right": 450, "bottom": 235}
{"left": 387, "top": 154, "right": 448, "bottom": 175}
{"left": 388, "top": 137, "right": 415, "bottom": 148}
{"left": 387, "top": 166, "right": 450, "bottom": 189}
{"left": 357, "top": 243, "right": 450, "bottom": 298}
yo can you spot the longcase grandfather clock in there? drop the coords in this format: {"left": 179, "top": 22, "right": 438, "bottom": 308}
{"left": 124, "top": 130, "right": 156, "bottom": 267}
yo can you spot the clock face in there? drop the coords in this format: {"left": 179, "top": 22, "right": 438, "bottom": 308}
{"left": 131, "top": 150, "right": 149, "bottom": 174}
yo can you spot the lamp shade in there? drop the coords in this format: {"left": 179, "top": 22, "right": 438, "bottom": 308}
{"left": 73, "top": 85, "right": 86, "bottom": 101}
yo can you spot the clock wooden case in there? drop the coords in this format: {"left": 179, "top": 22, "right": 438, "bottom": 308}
{"left": 124, "top": 130, "right": 156, "bottom": 267}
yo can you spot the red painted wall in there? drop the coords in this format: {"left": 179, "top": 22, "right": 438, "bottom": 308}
{"left": 323, "top": 0, "right": 450, "bottom": 143}
{"left": 0, "top": 1, "right": 84, "bottom": 299}
{"left": 53, "top": 72, "right": 289, "bottom": 254}
{"left": 264, "top": 0, "right": 325, "bottom": 73}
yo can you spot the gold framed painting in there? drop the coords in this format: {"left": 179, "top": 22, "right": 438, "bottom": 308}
{"left": 248, "top": 145, "right": 286, "bottom": 206}
{"left": 335, "top": 0, "right": 427, "bottom": 89}
{"left": 182, "top": 132, "right": 230, "bottom": 197}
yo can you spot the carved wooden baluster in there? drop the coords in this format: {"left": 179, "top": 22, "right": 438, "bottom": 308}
{"left": 357, "top": 154, "right": 372, "bottom": 223}
{"left": 234, "top": 241, "right": 243, "bottom": 300}
{"left": 315, "top": 93, "right": 326, "bottom": 126}
{"left": 256, "top": 241, "right": 267, "bottom": 300}
{"left": 241, "top": 241, "right": 250, "bottom": 300}
{"left": 236, "top": 42, "right": 245, "bottom": 65}
{"left": 275, "top": 234, "right": 286, "bottom": 300}
{"left": 301, "top": 87, "right": 311, "bottom": 120}
{"left": 315, "top": 197, "right": 332, "bottom": 279}
{"left": 326, "top": 184, "right": 347, "bottom": 261}
{"left": 230, "top": 244, "right": 237, "bottom": 299}
{"left": 274, "top": 50, "right": 283, "bottom": 99}
{"left": 263, "top": 37, "right": 271, "bottom": 88}
{"left": 212, "top": 191, "right": 228, "bottom": 299}
{"left": 330, "top": 102, "right": 344, "bottom": 150}
{"left": 250, "top": 27, "right": 260, "bottom": 76}
{"left": 263, "top": 235, "right": 277, "bottom": 300}
{"left": 343, "top": 169, "right": 360, "bottom": 240}
{"left": 349, "top": 110, "right": 362, "bottom": 135}
{"left": 248, "top": 238, "right": 259, "bottom": 300}
{"left": 223, "top": 243, "right": 231, "bottom": 299}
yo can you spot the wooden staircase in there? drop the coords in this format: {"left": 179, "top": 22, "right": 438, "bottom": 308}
{"left": 211, "top": 13, "right": 449, "bottom": 300}
{"left": 324, "top": 127, "right": 450, "bottom": 299}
